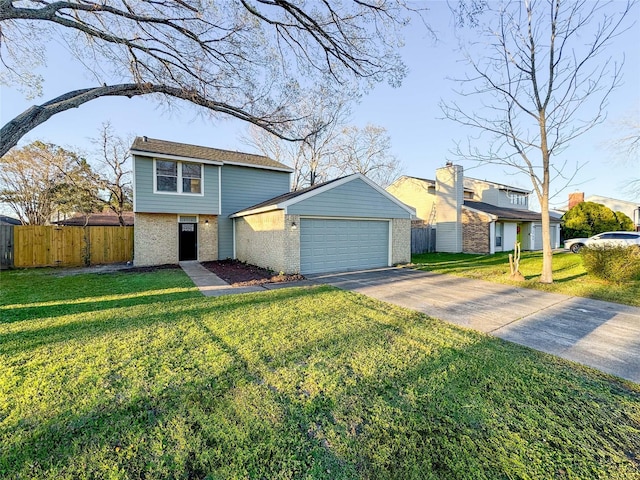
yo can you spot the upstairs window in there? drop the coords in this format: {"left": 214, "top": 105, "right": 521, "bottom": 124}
{"left": 154, "top": 160, "right": 202, "bottom": 195}
{"left": 181, "top": 163, "right": 202, "bottom": 194}
{"left": 509, "top": 193, "right": 527, "bottom": 206}
{"left": 156, "top": 161, "right": 178, "bottom": 192}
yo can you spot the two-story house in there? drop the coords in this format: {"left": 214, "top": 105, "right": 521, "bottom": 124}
{"left": 387, "top": 164, "right": 561, "bottom": 254}
{"left": 131, "top": 137, "right": 413, "bottom": 273}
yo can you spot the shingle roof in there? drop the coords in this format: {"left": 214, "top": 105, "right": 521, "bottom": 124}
{"left": 0, "top": 215, "right": 21, "bottom": 225}
{"left": 403, "top": 175, "right": 435, "bottom": 184}
{"left": 54, "top": 212, "right": 135, "bottom": 226}
{"left": 130, "top": 137, "right": 292, "bottom": 171}
{"left": 464, "top": 201, "right": 557, "bottom": 222}
{"left": 399, "top": 175, "right": 474, "bottom": 193}
{"left": 464, "top": 176, "right": 530, "bottom": 194}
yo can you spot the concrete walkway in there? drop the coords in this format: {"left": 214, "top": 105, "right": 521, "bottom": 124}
{"left": 179, "top": 261, "right": 316, "bottom": 297}
{"left": 308, "top": 267, "right": 640, "bottom": 384}
{"left": 179, "top": 261, "right": 265, "bottom": 296}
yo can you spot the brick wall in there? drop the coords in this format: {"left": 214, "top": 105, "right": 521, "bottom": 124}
{"left": 462, "top": 209, "right": 491, "bottom": 254}
{"left": 283, "top": 214, "right": 301, "bottom": 273}
{"left": 392, "top": 218, "right": 411, "bottom": 265}
{"left": 235, "top": 210, "right": 301, "bottom": 274}
{"left": 134, "top": 213, "right": 178, "bottom": 266}
{"left": 198, "top": 215, "right": 218, "bottom": 262}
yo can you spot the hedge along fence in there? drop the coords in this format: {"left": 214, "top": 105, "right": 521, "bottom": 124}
{"left": 13, "top": 225, "right": 134, "bottom": 268}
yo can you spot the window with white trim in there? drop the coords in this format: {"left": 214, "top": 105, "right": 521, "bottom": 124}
{"left": 154, "top": 160, "right": 202, "bottom": 194}
{"left": 509, "top": 193, "right": 527, "bottom": 206}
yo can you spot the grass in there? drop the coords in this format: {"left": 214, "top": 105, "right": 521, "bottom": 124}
{"left": 1, "top": 268, "right": 639, "bottom": 479}
{"left": 411, "top": 251, "right": 640, "bottom": 307}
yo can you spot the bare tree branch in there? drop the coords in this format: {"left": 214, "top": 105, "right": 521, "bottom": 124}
{"left": 443, "top": 0, "right": 634, "bottom": 283}
{"left": 1, "top": 0, "right": 423, "bottom": 155}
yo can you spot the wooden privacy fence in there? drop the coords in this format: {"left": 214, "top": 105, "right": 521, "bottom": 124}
{"left": 11, "top": 225, "right": 134, "bottom": 268}
{"left": 411, "top": 225, "right": 436, "bottom": 254}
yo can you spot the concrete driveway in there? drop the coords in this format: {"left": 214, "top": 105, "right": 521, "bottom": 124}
{"left": 308, "top": 268, "right": 640, "bottom": 384}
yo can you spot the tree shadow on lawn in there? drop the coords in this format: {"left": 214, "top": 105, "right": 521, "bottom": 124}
{"left": 3, "top": 287, "right": 639, "bottom": 478}
{"left": 0, "top": 287, "right": 322, "bottom": 357}
{"left": 2, "top": 289, "right": 368, "bottom": 478}
{"left": 0, "top": 288, "right": 200, "bottom": 324}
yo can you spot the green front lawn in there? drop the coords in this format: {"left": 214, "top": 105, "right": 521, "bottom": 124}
{"left": 1, "top": 268, "right": 639, "bottom": 479}
{"left": 412, "top": 251, "right": 640, "bottom": 307}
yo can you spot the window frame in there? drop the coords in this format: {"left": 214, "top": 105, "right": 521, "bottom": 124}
{"left": 508, "top": 192, "right": 527, "bottom": 206}
{"left": 153, "top": 159, "right": 204, "bottom": 196}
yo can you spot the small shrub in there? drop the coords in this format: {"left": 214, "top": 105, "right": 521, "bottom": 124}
{"left": 581, "top": 245, "right": 640, "bottom": 283}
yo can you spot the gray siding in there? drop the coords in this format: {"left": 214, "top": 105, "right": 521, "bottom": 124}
{"left": 134, "top": 155, "right": 219, "bottom": 214}
{"left": 219, "top": 165, "right": 290, "bottom": 259}
{"left": 288, "top": 178, "right": 411, "bottom": 218}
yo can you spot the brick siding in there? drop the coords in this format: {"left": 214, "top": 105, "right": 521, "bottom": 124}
{"left": 135, "top": 213, "right": 218, "bottom": 265}
{"left": 235, "top": 211, "right": 301, "bottom": 274}
{"left": 134, "top": 213, "right": 178, "bottom": 266}
{"left": 392, "top": 218, "right": 411, "bottom": 264}
{"left": 462, "top": 209, "right": 491, "bottom": 254}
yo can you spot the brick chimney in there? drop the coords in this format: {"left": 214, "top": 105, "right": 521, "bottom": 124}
{"left": 568, "top": 192, "right": 584, "bottom": 210}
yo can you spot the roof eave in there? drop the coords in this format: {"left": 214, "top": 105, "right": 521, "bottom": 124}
{"left": 130, "top": 149, "right": 223, "bottom": 165}
{"left": 229, "top": 204, "right": 282, "bottom": 218}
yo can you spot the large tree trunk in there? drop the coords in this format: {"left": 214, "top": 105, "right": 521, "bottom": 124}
{"left": 0, "top": 84, "right": 293, "bottom": 158}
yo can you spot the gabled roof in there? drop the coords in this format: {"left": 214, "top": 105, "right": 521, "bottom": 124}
{"left": 54, "top": 212, "right": 135, "bottom": 226}
{"left": 392, "top": 175, "right": 474, "bottom": 193}
{"left": 393, "top": 174, "right": 530, "bottom": 195}
{"left": 130, "top": 137, "right": 293, "bottom": 172}
{"left": 400, "top": 175, "right": 436, "bottom": 185}
{"left": 464, "top": 176, "right": 531, "bottom": 194}
{"left": 0, "top": 215, "right": 21, "bottom": 225}
{"left": 585, "top": 195, "right": 640, "bottom": 208}
{"left": 464, "top": 201, "right": 558, "bottom": 222}
{"left": 231, "top": 173, "right": 416, "bottom": 218}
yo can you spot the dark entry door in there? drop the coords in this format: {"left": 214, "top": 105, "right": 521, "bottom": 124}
{"left": 179, "top": 223, "right": 197, "bottom": 261}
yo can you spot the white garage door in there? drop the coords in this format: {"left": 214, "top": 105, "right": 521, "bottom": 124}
{"left": 300, "top": 218, "right": 389, "bottom": 274}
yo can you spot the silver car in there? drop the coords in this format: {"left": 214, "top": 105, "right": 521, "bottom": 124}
{"left": 566, "top": 231, "right": 640, "bottom": 253}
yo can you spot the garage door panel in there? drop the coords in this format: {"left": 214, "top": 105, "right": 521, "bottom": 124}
{"left": 300, "top": 218, "right": 389, "bottom": 274}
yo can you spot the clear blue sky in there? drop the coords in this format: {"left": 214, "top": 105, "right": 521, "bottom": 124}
{"left": 2, "top": 1, "right": 638, "bottom": 212}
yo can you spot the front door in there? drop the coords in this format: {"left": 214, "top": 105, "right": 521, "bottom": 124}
{"left": 179, "top": 223, "right": 197, "bottom": 261}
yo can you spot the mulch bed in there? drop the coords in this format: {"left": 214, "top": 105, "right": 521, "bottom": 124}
{"left": 201, "top": 259, "right": 305, "bottom": 287}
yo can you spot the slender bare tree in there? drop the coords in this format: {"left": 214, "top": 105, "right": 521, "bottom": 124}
{"left": 1, "top": 0, "right": 422, "bottom": 157}
{"left": 334, "top": 124, "right": 402, "bottom": 188}
{"left": 441, "top": 0, "right": 634, "bottom": 283}
{"left": 86, "top": 123, "right": 133, "bottom": 225}
{"left": 607, "top": 110, "right": 640, "bottom": 199}
{"left": 242, "top": 92, "right": 350, "bottom": 190}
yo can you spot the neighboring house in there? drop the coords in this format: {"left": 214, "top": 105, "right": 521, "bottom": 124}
{"left": 131, "top": 137, "right": 413, "bottom": 273}
{"left": 0, "top": 215, "right": 22, "bottom": 226}
{"left": 564, "top": 192, "right": 640, "bottom": 231}
{"left": 54, "top": 212, "right": 135, "bottom": 226}
{"left": 387, "top": 164, "right": 561, "bottom": 254}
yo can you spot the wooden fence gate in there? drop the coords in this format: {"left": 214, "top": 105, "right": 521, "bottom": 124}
{"left": 411, "top": 225, "right": 436, "bottom": 254}
{"left": 11, "top": 226, "right": 134, "bottom": 268}
{"left": 0, "top": 225, "right": 14, "bottom": 269}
